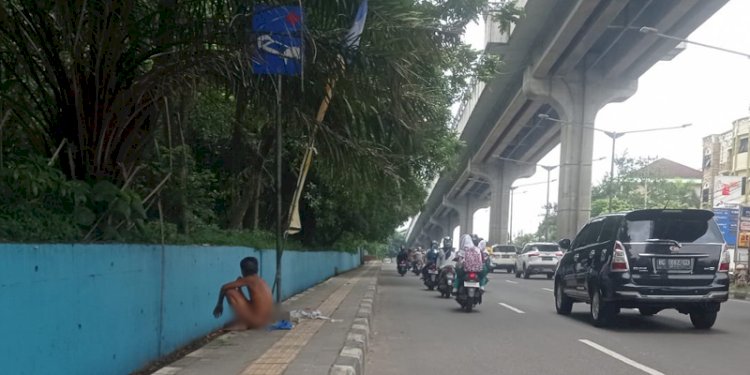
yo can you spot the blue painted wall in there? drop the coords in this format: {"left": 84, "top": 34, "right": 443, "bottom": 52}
{"left": 0, "top": 244, "right": 359, "bottom": 375}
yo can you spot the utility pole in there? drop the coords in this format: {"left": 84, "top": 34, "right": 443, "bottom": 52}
{"left": 541, "top": 165, "right": 558, "bottom": 241}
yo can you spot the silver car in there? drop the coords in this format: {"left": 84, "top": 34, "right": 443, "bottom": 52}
{"left": 515, "top": 242, "right": 563, "bottom": 279}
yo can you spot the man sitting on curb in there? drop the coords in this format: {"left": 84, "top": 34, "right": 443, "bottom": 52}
{"left": 213, "top": 257, "right": 273, "bottom": 330}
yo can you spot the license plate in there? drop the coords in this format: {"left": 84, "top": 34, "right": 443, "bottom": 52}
{"left": 502, "top": 255, "right": 510, "bottom": 258}
{"left": 542, "top": 257, "right": 553, "bottom": 261}
{"left": 464, "top": 281, "right": 479, "bottom": 288}
{"left": 428, "top": 270, "right": 438, "bottom": 274}
{"left": 655, "top": 258, "right": 692, "bottom": 271}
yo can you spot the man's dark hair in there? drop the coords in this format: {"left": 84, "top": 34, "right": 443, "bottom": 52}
{"left": 240, "top": 257, "right": 259, "bottom": 276}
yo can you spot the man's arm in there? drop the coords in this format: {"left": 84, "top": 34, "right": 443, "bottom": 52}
{"left": 213, "top": 278, "right": 246, "bottom": 318}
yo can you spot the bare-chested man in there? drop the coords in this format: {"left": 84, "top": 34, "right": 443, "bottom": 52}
{"left": 213, "top": 257, "right": 273, "bottom": 330}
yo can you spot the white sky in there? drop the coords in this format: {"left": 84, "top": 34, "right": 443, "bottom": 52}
{"left": 461, "top": 0, "right": 750, "bottom": 241}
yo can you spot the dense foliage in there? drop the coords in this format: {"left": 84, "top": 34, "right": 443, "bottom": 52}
{"left": 0, "top": 0, "right": 518, "bottom": 247}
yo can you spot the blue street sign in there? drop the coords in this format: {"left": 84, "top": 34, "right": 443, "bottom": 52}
{"left": 714, "top": 207, "right": 739, "bottom": 246}
{"left": 252, "top": 5, "right": 303, "bottom": 76}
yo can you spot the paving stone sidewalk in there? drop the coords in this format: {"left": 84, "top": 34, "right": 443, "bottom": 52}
{"left": 152, "top": 264, "right": 380, "bottom": 375}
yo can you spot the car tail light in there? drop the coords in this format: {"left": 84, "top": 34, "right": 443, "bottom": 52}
{"left": 719, "top": 244, "right": 730, "bottom": 272}
{"left": 611, "top": 241, "right": 629, "bottom": 272}
{"left": 555, "top": 251, "right": 563, "bottom": 257}
{"left": 528, "top": 251, "right": 540, "bottom": 257}
{"left": 468, "top": 272, "right": 478, "bottom": 280}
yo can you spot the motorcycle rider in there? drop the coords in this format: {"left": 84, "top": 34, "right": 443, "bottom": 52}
{"left": 437, "top": 237, "right": 455, "bottom": 269}
{"left": 436, "top": 237, "right": 456, "bottom": 286}
{"left": 421, "top": 240, "right": 441, "bottom": 280}
{"left": 413, "top": 246, "right": 425, "bottom": 271}
{"left": 477, "top": 237, "right": 490, "bottom": 288}
{"left": 453, "top": 234, "right": 489, "bottom": 294}
{"left": 396, "top": 246, "right": 408, "bottom": 265}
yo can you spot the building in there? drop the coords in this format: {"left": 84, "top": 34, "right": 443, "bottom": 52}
{"left": 637, "top": 158, "right": 702, "bottom": 181}
{"left": 633, "top": 158, "right": 702, "bottom": 206}
{"left": 702, "top": 116, "right": 750, "bottom": 208}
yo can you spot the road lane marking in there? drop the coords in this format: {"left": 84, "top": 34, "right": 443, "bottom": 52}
{"left": 499, "top": 303, "right": 525, "bottom": 314}
{"left": 542, "top": 288, "right": 554, "bottom": 292}
{"left": 579, "top": 339, "right": 664, "bottom": 375}
{"left": 729, "top": 298, "right": 750, "bottom": 304}
{"left": 505, "top": 280, "right": 518, "bottom": 284}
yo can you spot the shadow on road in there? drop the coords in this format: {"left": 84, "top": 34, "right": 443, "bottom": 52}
{"left": 564, "top": 311, "right": 728, "bottom": 335}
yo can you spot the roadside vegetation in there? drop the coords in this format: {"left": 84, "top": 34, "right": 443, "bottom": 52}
{"left": 0, "top": 1, "right": 519, "bottom": 249}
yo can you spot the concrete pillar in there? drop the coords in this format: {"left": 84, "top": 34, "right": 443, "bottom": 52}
{"left": 442, "top": 195, "right": 486, "bottom": 236}
{"left": 472, "top": 160, "right": 536, "bottom": 244}
{"left": 523, "top": 68, "right": 637, "bottom": 239}
{"left": 429, "top": 217, "right": 444, "bottom": 237}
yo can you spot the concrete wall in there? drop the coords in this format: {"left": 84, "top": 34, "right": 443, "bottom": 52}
{"left": 0, "top": 244, "right": 360, "bottom": 375}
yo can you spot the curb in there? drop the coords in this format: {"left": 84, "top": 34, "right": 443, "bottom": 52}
{"left": 329, "top": 266, "right": 380, "bottom": 375}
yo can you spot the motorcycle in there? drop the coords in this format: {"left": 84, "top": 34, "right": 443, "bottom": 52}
{"left": 423, "top": 263, "right": 439, "bottom": 290}
{"left": 456, "top": 270, "right": 483, "bottom": 312}
{"left": 437, "top": 266, "right": 455, "bottom": 298}
{"left": 411, "top": 261, "right": 422, "bottom": 275}
{"left": 397, "top": 260, "right": 408, "bottom": 276}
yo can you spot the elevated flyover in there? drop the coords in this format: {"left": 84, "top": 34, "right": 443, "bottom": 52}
{"left": 408, "top": 0, "right": 727, "bottom": 246}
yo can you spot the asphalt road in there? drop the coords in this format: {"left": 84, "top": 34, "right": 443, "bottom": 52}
{"left": 367, "top": 264, "right": 750, "bottom": 375}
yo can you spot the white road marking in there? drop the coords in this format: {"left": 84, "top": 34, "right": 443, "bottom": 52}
{"left": 729, "top": 298, "right": 750, "bottom": 304}
{"left": 498, "top": 303, "right": 525, "bottom": 314}
{"left": 505, "top": 280, "right": 518, "bottom": 284}
{"left": 542, "top": 288, "right": 554, "bottom": 292}
{"left": 579, "top": 339, "right": 664, "bottom": 375}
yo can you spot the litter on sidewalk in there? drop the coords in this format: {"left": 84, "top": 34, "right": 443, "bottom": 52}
{"left": 267, "top": 320, "right": 294, "bottom": 331}
{"left": 289, "top": 308, "right": 342, "bottom": 323}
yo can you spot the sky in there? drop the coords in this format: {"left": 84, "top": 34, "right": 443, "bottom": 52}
{"left": 459, "top": 0, "right": 750, "bottom": 243}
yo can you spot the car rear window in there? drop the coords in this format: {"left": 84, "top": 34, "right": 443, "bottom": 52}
{"left": 532, "top": 244, "right": 559, "bottom": 253}
{"left": 620, "top": 216, "right": 723, "bottom": 244}
{"left": 494, "top": 246, "right": 516, "bottom": 253}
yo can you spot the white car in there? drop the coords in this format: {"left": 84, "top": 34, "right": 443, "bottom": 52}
{"left": 490, "top": 244, "right": 519, "bottom": 273}
{"left": 515, "top": 242, "right": 563, "bottom": 279}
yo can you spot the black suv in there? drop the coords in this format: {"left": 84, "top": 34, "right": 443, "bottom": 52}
{"left": 554, "top": 209, "right": 729, "bottom": 329}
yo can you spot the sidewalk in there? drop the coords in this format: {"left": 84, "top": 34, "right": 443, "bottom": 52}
{"left": 152, "top": 264, "right": 380, "bottom": 375}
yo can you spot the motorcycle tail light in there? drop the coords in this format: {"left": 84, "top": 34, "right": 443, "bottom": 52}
{"left": 468, "top": 272, "right": 477, "bottom": 280}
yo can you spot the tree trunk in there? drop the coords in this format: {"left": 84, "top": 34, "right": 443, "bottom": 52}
{"left": 225, "top": 84, "right": 252, "bottom": 230}
{"left": 227, "top": 170, "right": 257, "bottom": 230}
{"left": 176, "top": 93, "right": 192, "bottom": 235}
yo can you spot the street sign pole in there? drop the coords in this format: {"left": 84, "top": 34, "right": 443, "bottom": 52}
{"left": 252, "top": 5, "right": 303, "bottom": 304}
{"left": 275, "top": 75, "right": 284, "bottom": 304}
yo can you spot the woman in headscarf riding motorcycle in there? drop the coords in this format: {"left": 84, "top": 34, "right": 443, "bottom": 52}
{"left": 453, "top": 234, "right": 489, "bottom": 294}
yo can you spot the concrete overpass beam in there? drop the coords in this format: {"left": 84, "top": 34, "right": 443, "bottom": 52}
{"left": 428, "top": 217, "right": 448, "bottom": 240}
{"left": 523, "top": 68, "right": 637, "bottom": 239}
{"left": 442, "top": 195, "right": 486, "bottom": 236}
{"left": 473, "top": 160, "right": 536, "bottom": 244}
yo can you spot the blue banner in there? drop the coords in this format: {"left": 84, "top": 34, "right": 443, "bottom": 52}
{"left": 714, "top": 207, "right": 739, "bottom": 246}
{"left": 252, "top": 5, "right": 303, "bottom": 76}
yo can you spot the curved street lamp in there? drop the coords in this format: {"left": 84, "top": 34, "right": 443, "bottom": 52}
{"left": 537, "top": 114, "right": 691, "bottom": 212}
{"left": 496, "top": 155, "right": 605, "bottom": 241}
{"left": 639, "top": 27, "right": 750, "bottom": 59}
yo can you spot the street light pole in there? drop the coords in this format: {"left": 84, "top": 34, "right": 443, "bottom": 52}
{"left": 508, "top": 179, "right": 557, "bottom": 244}
{"left": 536, "top": 114, "right": 691, "bottom": 213}
{"left": 604, "top": 131, "right": 624, "bottom": 213}
{"left": 541, "top": 165, "right": 557, "bottom": 241}
{"left": 639, "top": 27, "right": 750, "bottom": 59}
{"left": 498, "top": 154, "right": 603, "bottom": 242}
{"left": 509, "top": 187, "right": 515, "bottom": 243}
